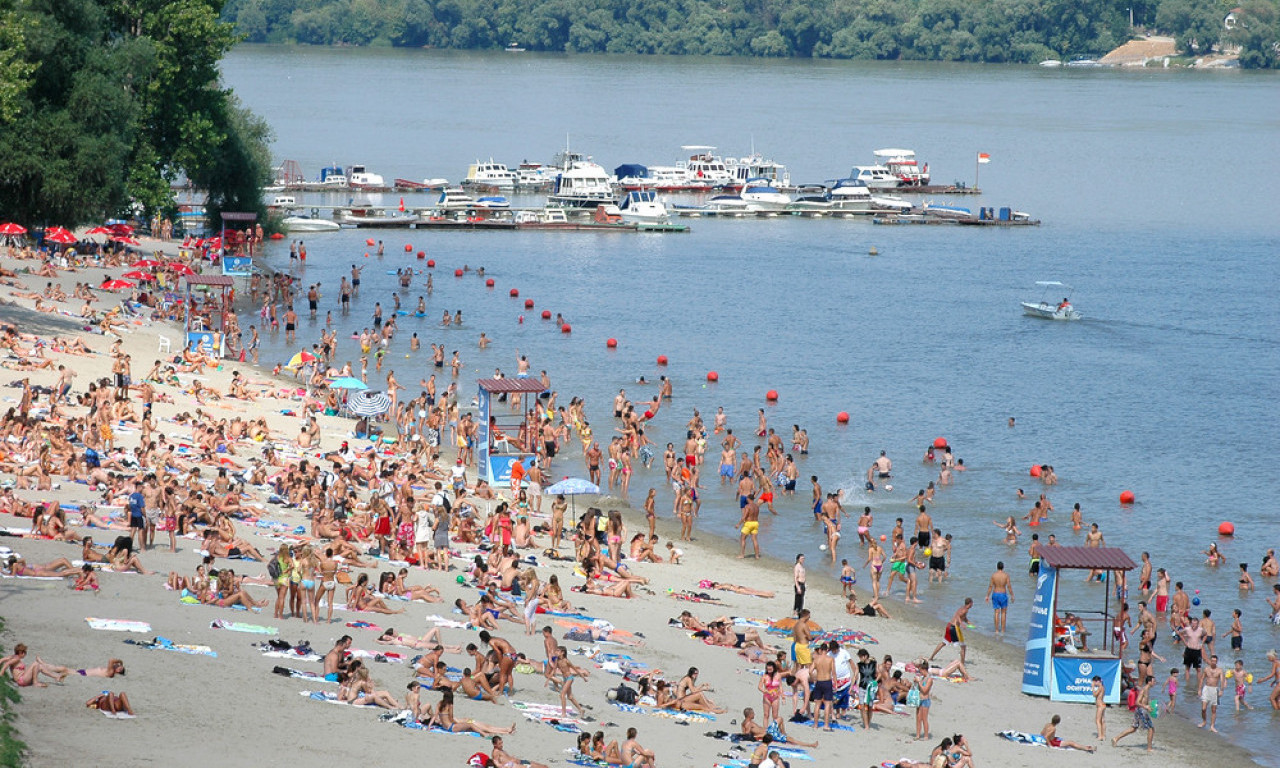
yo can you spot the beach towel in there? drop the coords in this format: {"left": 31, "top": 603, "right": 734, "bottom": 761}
{"left": 272, "top": 665, "right": 336, "bottom": 683}
{"left": 424, "top": 614, "right": 471, "bottom": 629}
{"left": 86, "top": 618, "right": 152, "bottom": 633}
{"left": 729, "top": 617, "right": 771, "bottom": 629}
{"left": 996, "top": 730, "right": 1052, "bottom": 747}
{"left": 610, "top": 701, "right": 715, "bottom": 723}
{"left": 349, "top": 649, "right": 405, "bottom": 664}
{"left": 210, "top": 619, "right": 279, "bottom": 635}
{"left": 345, "top": 621, "right": 382, "bottom": 631}
{"left": 125, "top": 636, "right": 217, "bottom": 658}
{"left": 261, "top": 648, "right": 323, "bottom": 663}
{"left": 703, "top": 733, "right": 815, "bottom": 760}
{"left": 786, "top": 713, "right": 860, "bottom": 732}
{"left": 298, "top": 690, "right": 377, "bottom": 707}
{"left": 509, "top": 700, "right": 589, "bottom": 732}
{"left": 378, "top": 709, "right": 486, "bottom": 737}
{"left": 813, "top": 628, "right": 878, "bottom": 645}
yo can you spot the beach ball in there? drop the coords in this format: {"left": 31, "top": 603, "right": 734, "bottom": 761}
{"left": 879, "top": 534, "right": 887, "bottom": 542}
{"left": 1029, "top": 465, "right": 1042, "bottom": 477}
{"left": 657, "top": 355, "right": 668, "bottom": 365}
{"left": 933, "top": 437, "right": 948, "bottom": 449}
{"left": 1120, "top": 490, "right": 1135, "bottom": 504}
{"left": 836, "top": 411, "right": 850, "bottom": 424}
{"left": 456, "top": 575, "right": 465, "bottom": 584}
{"left": 1192, "top": 597, "right": 1201, "bottom": 606}
{"left": 923, "top": 548, "right": 932, "bottom": 557}
{"left": 884, "top": 485, "right": 893, "bottom": 492}
{"left": 1218, "top": 521, "right": 1235, "bottom": 536}
{"left": 819, "top": 544, "right": 828, "bottom": 551}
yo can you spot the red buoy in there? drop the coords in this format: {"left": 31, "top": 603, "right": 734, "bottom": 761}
{"left": 269, "top": 232, "right": 284, "bottom": 240}
{"left": 561, "top": 324, "right": 572, "bottom": 333}
{"left": 524, "top": 299, "right": 534, "bottom": 309}
{"left": 427, "top": 259, "right": 436, "bottom": 268}
{"left": 365, "top": 238, "right": 375, "bottom": 246}
{"left": 1119, "top": 490, "right": 1135, "bottom": 504}
{"left": 540, "top": 310, "right": 551, "bottom": 320}
{"left": 485, "top": 278, "right": 495, "bottom": 287}
{"left": 606, "top": 338, "right": 617, "bottom": 348}
{"left": 1029, "top": 465, "right": 1043, "bottom": 478}
{"left": 766, "top": 390, "right": 779, "bottom": 401}
{"left": 837, "top": 411, "right": 850, "bottom": 424}
{"left": 454, "top": 269, "right": 463, "bottom": 277}
{"left": 933, "top": 437, "right": 948, "bottom": 449}
{"left": 416, "top": 250, "right": 425, "bottom": 259}
{"left": 706, "top": 371, "right": 719, "bottom": 382}
{"left": 509, "top": 288, "right": 519, "bottom": 297}
{"left": 1218, "top": 521, "right": 1235, "bottom": 536}
{"left": 656, "top": 355, "right": 668, "bottom": 365}
{"left": 404, "top": 244, "right": 412, "bottom": 252}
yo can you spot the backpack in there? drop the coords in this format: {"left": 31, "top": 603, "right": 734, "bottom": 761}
{"left": 1126, "top": 686, "right": 1138, "bottom": 711}
{"left": 614, "top": 683, "right": 638, "bottom": 705}
{"left": 268, "top": 557, "right": 282, "bottom": 581}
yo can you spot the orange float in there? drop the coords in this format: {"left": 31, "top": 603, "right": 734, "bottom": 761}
{"left": 1120, "top": 490, "right": 1135, "bottom": 504}
{"left": 706, "top": 371, "right": 719, "bottom": 382}
{"left": 1218, "top": 521, "right": 1235, "bottom": 536}
{"left": 933, "top": 437, "right": 948, "bottom": 449}
{"left": 541, "top": 310, "right": 551, "bottom": 320}
{"left": 606, "top": 338, "right": 617, "bottom": 348}
{"left": 561, "top": 324, "right": 572, "bottom": 333}
{"left": 1029, "top": 465, "right": 1042, "bottom": 478}
{"left": 766, "top": 390, "right": 779, "bottom": 401}
{"left": 657, "top": 355, "right": 668, "bottom": 365}
{"left": 837, "top": 412, "right": 850, "bottom": 423}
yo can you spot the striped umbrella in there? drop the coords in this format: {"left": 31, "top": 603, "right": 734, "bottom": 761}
{"left": 348, "top": 390, "right": 392, "bottom": 416}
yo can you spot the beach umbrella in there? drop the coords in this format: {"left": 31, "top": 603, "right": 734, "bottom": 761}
{"left": 100, "top": 279, "right": 136, "bottom": 290}
{"left": 348, "top": 390, "right": 392, "bottom": 417}
{"left": 166, "top": 262, "right": 196, "bottom": 276}
{"left": 286, "top": 350, "right": 318, "bottom": 369}
{"left": 130, "top": 259, "right": 161, "bottom": 268}
{"left": 112, "top": 236, "right": 141, "bottom": 246}
{"left": 328, "top": 376, "right": 368, "bottom": 391}
{"left": 0, "top": 223, "right": 27, "bottom": 236}
{"left": 107, "top": 223, "right": 133, "bottom": 234}
{"left": 544, "top": 477, "right": 600, "bottom": 524}
{"left": 121, "top": 271, "right": 155, "bottom": 281}
{"left": 86, "top": 226, "right": 113, "bottom": 235}
{"left": 44, "top": 226, "right": 76, "bottom": 244}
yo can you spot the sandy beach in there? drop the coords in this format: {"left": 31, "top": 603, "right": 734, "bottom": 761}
{"left": 0, "top": 234, "right": 1261, "bottom": 768}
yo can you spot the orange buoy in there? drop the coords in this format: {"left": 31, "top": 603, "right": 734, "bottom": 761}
{"left": 1218, "top": 521, "right": 1235, "bottom": 536}
{"left": 524, "top": 299, "right": 534, "bottom": 309}
{"left": 509, "top": 288, "right": 519, "bottom": 297}
{"left": 561, "top": 324, "right": 572, "bottom": 333}
{"left": 706, "top": 371, "right": 719, "bottom": 382}
{"left": 1029, "top": 465, "right": 1042, "bottom": 477}
{"left": 485, "top": 278, "right": 495, "bottom": 287}
{"left": 657, "top": 355, "right": 668, "bottom": 365}
{"left": 766, "top": 390, "right": 779, "bottom": 401}
{"left": 269, "top": 232, "right": 284, "bottom": 240}
{"left": 454, "top": 269, "right": 463, "bottom": 277}
{"left": 365, "top": 238, "right": 375, "bottom": 246}
{"left": 416, "top": 250, "right": 425, "bottom": 259}
{"left": 1120, "top": 490, "right": 1135, "bottom": 504}
{"left": 879, "top": 534, "right": 887, "bottom": 541}
{"left": 836, "top": 411, "right": 850, "bottom": 423}
{"left": 933, "top": 437, "right": 948, "bottom": 449}
{"left": 404, "top": 244, "right": 412, "bottom": 252}
{"left": 363, "top": 252, "right": 370, "bottom": 258}
{"left": 606, "top": 338, "right": 617, "bottom": 348}
{"left": 427, "top": 259, "right": 436, "bottom": 268}
{"left": 540, "top": 310, "right": 551, "bottom": 320}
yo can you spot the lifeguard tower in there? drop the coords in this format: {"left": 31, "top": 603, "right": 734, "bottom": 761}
{"left": 475, "top": 377, "right": 546, "bottom": 485}
{"left": 182, "top": 274, "right": 235, "bottom": 356}
{"left": 1022, "top": 545, "right": 1136, "bottom": 704}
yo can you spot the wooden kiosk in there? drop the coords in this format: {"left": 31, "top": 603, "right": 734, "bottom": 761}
{"left": 1022, "top": 545, "right": 1136, "bottom": 704}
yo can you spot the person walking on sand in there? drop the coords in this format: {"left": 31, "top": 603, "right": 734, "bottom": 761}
{"left": 985, "top": 562, "right": 1013, "bottom": 636}
{"left": 793, "top": 554, "right": 806, "bottom": 615}
{"left": 1112, "top": 675, "right": 1156, "bottom": 752}
{"left": 930, "top": 599, "right": 972, "bottom": 665}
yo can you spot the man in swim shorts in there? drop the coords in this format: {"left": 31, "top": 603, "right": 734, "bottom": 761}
{"left": 323, "top": 635, "right": 352, "bottom": 682}
{"left": 738, "top": 495, "right": 761, "bottom": 559}
{"left": 930, "top": 599, "right": 972, "bottom": 664}
{"left": 985, "top": 561, "right": 1013, "bottom": 635}
{"left": 811, "top": 644, "right": 836, "bottom": 730}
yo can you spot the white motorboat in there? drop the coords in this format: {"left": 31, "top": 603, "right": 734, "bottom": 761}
{"left": 921, "top": 202, "right": 974, "bottom": 219}
{"left": 318, "top": 165, "right": 348, "bottom": 188}
{"left": 1039, "top": 59, "right": 1063, "bottom": 67}
{"left": 434, "top": 187, "right": 480, "bottom": 211}
{"left": 873, "top": 149, "right": 930, "bottom": 186}
{"left": 463, "top": 159, "right": 517, "bottom": 189}
{"left": 617, "top": 190, "right": 670, "bottom": 223}
{"left": 677, "top": 146, "right": 735, "bottom": 188}
{"left": 738, "top": 178, "right": 791, "bottom": 211}
{"left": 335, "top": 206, "right": 419, "bottom": 227}
{"left": 849, "top": 165, "right": 902, "bottom": 189}
{"left": 268, "top": 195, "right": 297, "bottom": 208}
{"left": 1022, "top": 281, "right": 1082, "bottom": 320}
{"left": 347, "top": 164, "right": 385, "bottom": 188}
{"left": 726, "top": 152, "right": 791, "bottom": 189}
{"left": 473, "top": 196, "right": 511, "bottom": 209}
{"left": 547, "top": 160, "right": 616, "bottom": 209}
{"left": 282, "top": 216, "right": 340, "bottom": 233}
{"left": 871, "top": 193, "right": 914, "bottom": 212}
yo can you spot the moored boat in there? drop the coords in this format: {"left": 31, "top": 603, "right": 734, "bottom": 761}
{"left": 462, "top": 159, "right": 517, "bottom": 190}
{"left": 282, "top": 216, "right": 340, "bottom": 233}
{"left": 873, "top": 149, "right": 930, "bottom": 186}
{"left": 547, "top": 160, "right": 616, "bottom": 210}
{"left": 617, "top": 190, "right": 671, "bottom": 223}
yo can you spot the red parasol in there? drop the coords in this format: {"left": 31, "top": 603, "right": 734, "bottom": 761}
{"left": 130, "top": 259, "right": 162, "bottom": 268}
{"left": 166, "top": 262, "right": 196, "bottom": 275}
{"left": 0, "top": 223, "right": 27, "bottom": 236}
{"left": 44, "top": 227, "right": 77, "bottom": 244}
{"left": 121, "top": 271, "right": 155, "bottom": 281}
{"left": 112, "top": 236, "right": 141, "bottom": 246}
{"left": 100, "top": 279, "right": 136, "bottom": 290}
{"left": 85, "top": 226, "right": 113, "bottom": 235}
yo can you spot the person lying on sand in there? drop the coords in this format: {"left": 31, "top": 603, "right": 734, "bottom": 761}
{"left": 86, "top": 691, "right": 135, "bottom": 718}
{"left": 740, "top": 707, "right": 819, "bottom": 748}
{"left": 75, "top": 659, "right": 126, "bottom": 678}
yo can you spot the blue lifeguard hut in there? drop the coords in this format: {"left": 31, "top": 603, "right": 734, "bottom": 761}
{"left": 1022, "top": 545, "right": 1136, "bottom": 704}
{"left": 475, "top": 377, "right": 546, "bottom": 485}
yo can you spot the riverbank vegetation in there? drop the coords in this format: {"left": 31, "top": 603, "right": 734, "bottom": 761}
{"left": 0, "top": 0, "right": 271, "bottom": 227}
{"left": 225, "top": 0, "right": 1278, "bottom": 67}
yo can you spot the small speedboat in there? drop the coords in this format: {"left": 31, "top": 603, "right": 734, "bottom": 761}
{"left": 473, "top": 196, "right": 511, "bottom": 209}
{"left": 1021, "top": 281, "right": 1082, "bottom": 320}
{"left": 282, "top": 216, "right": 340, "bottom": 233}
{"left": 617, "top": 190, "right": 670, "bottom": 223}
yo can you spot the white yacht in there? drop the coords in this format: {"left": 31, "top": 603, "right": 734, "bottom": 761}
{"left": 849, "top": 165, "right": 902, "bottom": 189}
{"left": 463, "top": 159, "right": 517, "bottom": 189}
{"left": 319, "top": 165, "right": 348, "bottom": 188}
{"left": 872, "top": 149, "right": 930, "bottom": 186}
{"left": 282, "top": 216, "right": 340, "bottom": 233}
{"left": 434, "top": 187, "right": 480, "bottom": 211}
{"left": 617, "top": 190, "right": 670, "bottom": 223}
{"left": 346, "top": 164, "right": 385, "bottom": 188}
{"left": 547, "top": 161, "right": 616, "bottom": 209}
{"left": 726, "top": 153, "right": 791, "bottom": 189}
{"left": 738, "top": 178, "right": 791, "bottom": 211}
{"left": 677, "top": 146, "right": 735, "bottom": 188}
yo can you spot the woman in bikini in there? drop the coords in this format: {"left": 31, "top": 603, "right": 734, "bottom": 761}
{"left": 864, "top": 541, "right": 886, "bottom": 599}
{"left": 674, "top": 668, "right": 727, "bottom": 713}
{"left": 343, "top": 666, "right": 402, "bottom": 709}
{"left": 759, "top": 660, "right": 784, "bottom": 728}
{"left": 431, "top": 689, "right": 516, "bottom": 735}
{"left": 6, "top": 554, "right": 77, "bottom": 578}
{"left": 348, "top": 572, "right": 405, "bottom": 615}
{"left": 0, "top": 644, "right": 70, "bottom": 687}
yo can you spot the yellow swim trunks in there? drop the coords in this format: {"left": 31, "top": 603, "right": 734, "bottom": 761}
{"left": 793, "top": 642, "right": 811, "bottom": 665}
{"left": 741, "top": 521, "right": 759, "bottom": 535}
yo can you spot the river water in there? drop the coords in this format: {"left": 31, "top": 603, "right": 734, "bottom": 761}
{"left": 221, "top": 46, "right": 1280, "bottom": 761}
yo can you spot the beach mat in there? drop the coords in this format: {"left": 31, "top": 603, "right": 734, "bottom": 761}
{"left": 272, "top": 665, "right": 335, "bottom": 683}
{"left": 299, "top": 690, "right": 377, "bottom": 707}
{"left": 510, "top": 700, "right": 589, "bottom": 732}
{"left": 86, "top": 618, "right": 152, "bottom": 633}
{"left": 125, "top": 637, "right": 216, "bottom": 658}
{"left": 210, "top": 619, "right": 278, "bottom": 635}
{"left": 996, "top": 730, "right": 1052, "bottom": 747}
{"left": 611, "top": 701, "right": 715, "bottom": 723}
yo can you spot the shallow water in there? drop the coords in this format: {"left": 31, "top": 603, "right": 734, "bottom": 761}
{"left": 222, "top": 46, "right": 1280, "bottom": 763}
